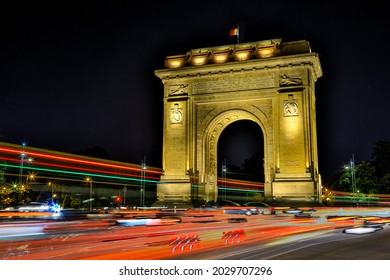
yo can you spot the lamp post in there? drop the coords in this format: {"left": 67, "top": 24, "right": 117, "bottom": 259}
{"left": 221, "top": 159, "right": 227, "bottom": 201}
{"left": 18, "top": 143, "right": 26, "bottom": 187}
{"left": 345, "top": 154, "right": 356, "bottom": 206}
{"left": 27, "top": 172, "right": 36, "bottom": 183}
{"left": 123, "top": 185, "right": 127, "bottom": 207}
{"left": 86, "top": 177, "right": 93, "bottom": 211}
{"left": 356, "top": 190, "right": 360, "bottom": 207}
{"left": 351, "top": 155, "right": 356, "bottom": 206}
{"left": 140, "top": 157, "right": 147, "bottom": 208}
{"left": 48, "top": 181, "right": 53, "bottom": 197}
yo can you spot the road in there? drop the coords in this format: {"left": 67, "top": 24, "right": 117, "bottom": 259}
{"left": 266, "top": 226, "right": 390, "bottom": 260}
{"left": 167, "top": 224, "right": 390, "bottom": 260}
{"left": 1, "top": 207, "right": 390, "bottom": 260}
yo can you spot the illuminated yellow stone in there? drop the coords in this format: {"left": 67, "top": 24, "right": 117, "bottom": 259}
{"left": 232, "top": 44, "right": 253, "bottom": 61}
{"left": 165, "top": 55, "right": 187, "bottom": 69}
{"left": 210, "top": 46, "right": 232, "bottom": 64}
{"left": 156, "top": 39, "right": 323, "bottom": 206}
{"left": 253, "top": 39, "right": 281, "bottom": 58}
{"left": 187, "top": 49, "right": 209, "bottom": 66}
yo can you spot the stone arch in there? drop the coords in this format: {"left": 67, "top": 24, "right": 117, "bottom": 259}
{"left": 155, "top": 39, "right": 323, "bottom": 207}
{"left": 202, "top": 109, "right": 271, "bottom": 201}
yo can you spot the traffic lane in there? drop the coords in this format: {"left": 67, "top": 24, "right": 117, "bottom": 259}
{"left": 36, "top": 215, "right": 300, "bottom": 260}
{"left": 2, "top": 211, "right": 381, "bottom": 260}
{"left": 160, "top": 227, "right": 334, "bottom": 260}
{"left": 5, "top": 215, "right": 254, "bottom": 260}
{"left": 81, "top": 214, "right": 281, "bottom": 260}
{"left": 267, "top": 226, "right": 390, "bottom": 260}
{"left": 214, "top": 226, "right": 390, "bottom": 260}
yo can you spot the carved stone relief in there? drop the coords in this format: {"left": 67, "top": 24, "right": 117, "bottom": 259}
{"left": 193, "top": 76, "right": 275, "bottom": 94}
{"left": 199, "top": 108, "right": 215, "bottom": 123}
{"left": 169, "top": 84, "right": 188, "bottom": 95}
{"left": 207, "top": 114, "right": 239, "bottom": 177}
{"left": 283, "top": 101, "right": 299, "bottom": 117}
{"left": 279, "top": 74, "right": 302, "bottom": 86}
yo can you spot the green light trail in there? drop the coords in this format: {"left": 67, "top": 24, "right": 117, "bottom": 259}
{"left": 0, "top": 163, "right": 263, "bottom": 193}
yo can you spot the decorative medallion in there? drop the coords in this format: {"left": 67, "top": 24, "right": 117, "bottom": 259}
{"left": 284, "top": 101, "right": 299, "bottom": 117}
{"left": 170, "top": 108, "right": 183, "bottom": 123}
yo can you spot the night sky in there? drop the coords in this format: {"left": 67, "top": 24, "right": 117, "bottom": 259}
{"left": 1, "top": 0, "right": 390, "bottom": 183}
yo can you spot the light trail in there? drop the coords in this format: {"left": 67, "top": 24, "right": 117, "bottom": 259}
{"left": 3, "top": 172, "right": 151, "bottom": 188}
{"left": 0, "top": 163, "right": 159, "bottom": 184}
{"left": 0, "top": 145, "right": 162, "bottom": 174}
{"left": 2, "top": 207, "right": 390, "bottom": 260}
{"left": 1, "top": 144, "right": 264, "bottom": 196}
{"left": 0, "top": 156, "right": 159, "bottom": 181}
{"left": 217, "top": 178, "right": 264, "bottom": 187}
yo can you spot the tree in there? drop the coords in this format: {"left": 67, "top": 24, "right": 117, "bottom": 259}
{"left": 3, "top": 184, "right": 33, "bottom": 206}
{"left": 371, "top": 140, "right": 390, "bottom": 194}
{"left": 337, "top": 161, "right": 377, "bottom": 194}
{"left": 0, "top": 186, "right": 14, "bottom": 207}
{"left": 354, "top": 161, "right": 377, "bottom": 194}
{"left": 70, "top": 195, "right": 82, "bottom": 209}
{"left": 0, "top": 162, "right": 5, "bottom": 185}
{"left": 379, "top": 173, "right": 390, "bottom": 194}
{"left": 17, "top": 185, "right": 33, "bottom": 205}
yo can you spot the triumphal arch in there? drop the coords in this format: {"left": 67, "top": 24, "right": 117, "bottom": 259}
{"left": 154, "top": 39, "right": 322, "bottom": 206}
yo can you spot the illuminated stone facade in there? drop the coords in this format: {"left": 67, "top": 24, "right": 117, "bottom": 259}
{"left": 155, "top": 39, "right": 322, "bottom": 205}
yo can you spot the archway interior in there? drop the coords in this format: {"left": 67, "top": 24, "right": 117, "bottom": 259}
{"left": 217, "top": 120, "right": 264, "bottom": 204}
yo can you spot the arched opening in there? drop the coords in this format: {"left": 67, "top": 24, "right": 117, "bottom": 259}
{"left": 217, "top": 120, "right": 264, "bottom": 204}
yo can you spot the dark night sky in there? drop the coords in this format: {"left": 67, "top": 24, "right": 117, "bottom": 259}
{"left": 1, "top": 0, "right": 390, "bottom": 183}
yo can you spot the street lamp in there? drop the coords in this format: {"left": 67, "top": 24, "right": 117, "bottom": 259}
{"left": 123, "top": 185, "right": 127, "bottom": 207}
{"left": 345, "top": 154, "right": 356, "bottom": 206}
{"left": 48, "top": 181, "right": 53, "bottom": 196}
{"left": 356, "top": 190, "right": 360, "bottom": 207}
{"left": 221, "top": 159, "right": 227, "bottom": 201}
{"left": 18, "top": 143, "right": 26, "bottom": 186}
{"left": 351, "top": 155, "right": 357, "bottom": 206}
{"left": 27, "top": 172, "right": 36, "bottom": 183}
{"left": 85, "top": 176, "right": 93, "bottom": 210}
{"left": 140, "top": 157, "right": 147, "bottom": 208}
{"left": 18, "top": 143, "right": 34, "bottom": 189}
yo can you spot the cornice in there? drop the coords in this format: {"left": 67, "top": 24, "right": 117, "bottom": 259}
{"left": 155, "top": 53, "right": 322, "bottom": 82}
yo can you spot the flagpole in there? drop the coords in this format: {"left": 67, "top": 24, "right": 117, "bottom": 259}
{"left": 237, "top": 26, "right": 239, "bottom": 44}
{"left": 229, "top": 25, "right": 240, "bottom": 45}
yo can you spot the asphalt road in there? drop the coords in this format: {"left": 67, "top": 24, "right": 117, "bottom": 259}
{"left": 2, "top": 207, "right": 390, "bottom": 260}
{"left": 265, "top": 226, "right": 390, "bottom": 260}
{"left": 166, "top": 225, "right": 390, "bottom": 260}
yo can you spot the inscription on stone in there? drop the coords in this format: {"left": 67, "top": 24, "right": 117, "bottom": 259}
{"left": 193, "top": 76, "right": 275, "bottom": 94}
{"left": 285, "top": 160, "right": 299, "bottom": 166}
